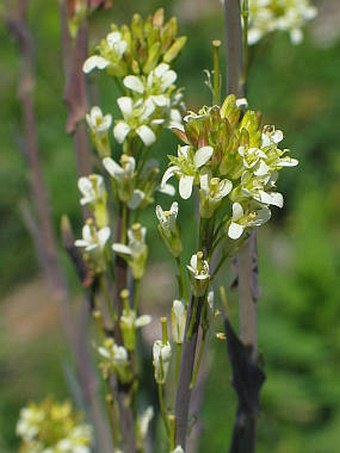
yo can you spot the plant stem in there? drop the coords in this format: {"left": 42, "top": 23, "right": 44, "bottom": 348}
{"left": 158, "top": 384, "right": 170, "bottom": 436}
{"left": 190, "top": 329, "right": 207, "bottom": 389}
{"left": 174, "top": 295, "right": 205, "bottom": 448}
{"left": 175, "top": 256, "right": 187, "bottom": 302}
{"left": 133, "top": 278, "right": 141, "bottom": 312}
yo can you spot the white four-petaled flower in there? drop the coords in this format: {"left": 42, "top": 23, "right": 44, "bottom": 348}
{"left": 161, "top": 145, "right": 214, "bottom": 199}
{"left": 75, "top": 223, "right": 110, "bottom": 252}
{"left": 228, "top": 202, "right": 271, "bottom": 240}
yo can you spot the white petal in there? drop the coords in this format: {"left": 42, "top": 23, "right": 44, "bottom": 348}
{"left": 74, "top": 239, "right": 88, "bottom": 248}
{"left": 150, "top": 95, "right": 169, "bottom": 107}
{"left": 290, "top": 29, "right": 303, "bottom": 45}
{"left": 272, "top": 130, "right": 284, "bottom": 144}
{"left": 193, "top": 146, "right": 214, "bottom": 168}
{"left": 98, "top": 227, "right": 111, "bottom": 247}
{"left": 155, "top": 205, "right": 166, "bottom": 223}
{"left": 154, "top": 63, "right": 170, "bottom": 77}
{"left": 279, "top": 157, "right": 299, "bottom": 167}
{"left": 158, "top": 183, "right": 175, "bottom": 196}
{"left": 179, "top": 175, "right": 194, "bottom": 199}
{"left": 123, "top": 75, "right": 145, "bottom": 94}
{"left": 78, "top": 177, "right": 92, "bottom": 195}
{"left": 160, "top": 70, "right": 177, "bottom": 90}
{"left": 161, "top": 166, "right": 177, "bottom": 187}
{"left": 135, "top": 315, "right": 152, "bottom": 328}
{"left": 219, "top": 179, "right": 233, "bottom": 197}
{"left": 199, "top": 172, "right": 209, "bottom": 191}
{"left": 254, "top": 160, "right": 270, "bottom": 176}
{"left": 83, "top": 56, "right": 110, "bottom": 73}
{"left": 103, "top": 157, "right": 123, "bottom": 178}
{"left": 136, "top": 125, "right": 156, "bottom": 146}
{"left": 128, "top": 190, "right": 145, "bottom": 209}
{"left": 112, "top": 243, "right": 132, "bottom": 255}
{"left": 115, "top": 40, "right": 128, "bottom": 58}
{"left": 189, "top": 254, "right": 198, "bottom": 270}
{"left": 232, "top": 202, "right": 244, "bottom": 221}
{"left": 117, "top": 96, "right": 133, "bottom": 116}
{"left": 113, "top": 122, "right": 131, "bottom": 144}
{"left": 228, "top": 222, "right": 244, "bottom": 240}
{"left": 106, "top": 32, "right": 122, "bottom": 46}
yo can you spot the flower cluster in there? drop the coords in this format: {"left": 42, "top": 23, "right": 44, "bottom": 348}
{"left": 83, "top": 8, "right": 186, "bottom": 77}
{"left": 97, "top": 338, "right": 132, "bottom": 383}
{"left": 16, "top": 398, "right": 92, "bottom": 452}
{"left": 119, "top": 289, "right": 151, "bottom": 350}
{"left": 162, "top": 94, "right": 298, "bottom": 240}
{"left": 83, "top": 10, "right": 185, "bottom": 149}
{"left": 246, "top": 0, "right": 317, "bottom": 45}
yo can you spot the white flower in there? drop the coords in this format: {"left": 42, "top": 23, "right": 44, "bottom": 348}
{"left": 161, "top": 145, "right": 214, "bottom": 199}
{"left": 103, "top": 155, "right": 145, "bottom": 208}
{"left": 98, "top": 339, "right": 129, "bottom": 366}
{"left": 83, "top": 55, "right": 111, "bottom": 73}
{"left": 187, "top": 252, "right": 210, "bottom": 281}
{"left": 86, "top": 106, "right": 112, "bottom": 135}
{"left": 114, "top": 97, "right": 156, "bottom": 146}
{"left": 171, "top": 447, "right": 185, "bottom": 453}
{"left": 152, "top": 340, "right": 172, "bottom": 384}
{"left": 106, "top": 32, "right": 128, "bottom": 58}
{"left": 112, "top": 224, "right": 148, "bottom": 279}
{"left": 16, "top": 407, "right": 44, "bottom": 441}
{"left": 240, "top": 171, "right": 284, "bottom": 208}
{"left": 78, "top": 174, "right": 106, "bottom": 206}
{"left": 245, "top": 0, "right": 317, "bottom": 45}
{"left": 75, "top": 223, "right": 110, "bottom": 252}
{"left": 138, "top": 406, "right": 154, "bottom": 440}
{"left": 171, "top": 300, "right": 186, "bottom": 344}
{"left": 228, "top": 202, "right": 271, "bottom": 240}
{"left": 83, "top": 32, "right": 128, "bottom": 73}
{"left": 155, "top": 202, "right": 179, "bottom": 236}
{"left": 199, "top": 171, "right": 233, "bottom": 218}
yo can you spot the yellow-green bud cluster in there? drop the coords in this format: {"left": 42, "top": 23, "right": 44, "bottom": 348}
{"left": 16, "top": 398, "right": 92, "bottom": 452}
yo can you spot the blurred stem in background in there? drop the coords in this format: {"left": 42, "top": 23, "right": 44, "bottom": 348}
{"left": 7, "top": 1, "right": 113, "bottom": 451}
{"left": 224, "top": 0, "right": 264, "bottom": 452}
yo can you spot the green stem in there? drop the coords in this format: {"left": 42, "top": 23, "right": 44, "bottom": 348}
{"left": 121, "top": 203, "right": 128, "bottom": 244}
{"left": 100, "top": 274, "right": 116, "bottom": 323}
{"left": 133, "top": 278, "right": 141, "bottom": 312}
{"left": 158, "top": 384, "right": 170, "bottom": 437}
{"left": 187, "top": 296, "right": 199, "bottom": 339}
{"left": 212, "top": 39, "right": 221, "bottom": 105}
{"left": 105, "top": 386, "right": 120, "bottom": 448}
{"left": 175, "top": 256, "right": 188, "bottom": 302}
{"left": 190, "top": 329, "right": 207, "bottom": 389}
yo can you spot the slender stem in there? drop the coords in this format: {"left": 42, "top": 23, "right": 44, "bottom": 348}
{"left": 133, "top": 278, "right": 141, "bottom": 312}
{"left": 100, "top": 274, "right": 116, "bottom": 323}
{"left": 212, "top": 40, "right": 221, "bottom": 105}
{"left": 241, "top": 0, "right": 249, "bottom": 86}
{"left": 105, "top": 390, "right": 120, "bottom": 448}
{"left": 175, "top": 256, "right": 187, "bottom": 302}
{"left": 174, "top": 295, "right": 205, "bottom": 448}
{"left": 190, "top": 330, "right": 207, "bottom": 389}
{"left": 224, "top": 0, "right": 244, "bottom": 98}
{"left": 121, "top": 203, "right": 128, "bottom": 244}
{"left": 169, "top": 415, "right": 176, "bottom": 451}
{"left": 175, "top": 344, "right": 182, "bottom": 382}
{"left": 158, "top": 384, "right": 170, "bottom": 436}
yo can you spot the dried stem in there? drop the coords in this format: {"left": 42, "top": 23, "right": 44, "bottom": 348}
{"left": 224, "top": 0, "right": 261, "bottom": 451}
{"left": 6, "top": 0, "right": 66, "bottom": 300}
{"left": 174, "top": 295, "right": 204, "bottom": 448}
{"left": 60, "top": 0, "right": 92, "bottom": 178}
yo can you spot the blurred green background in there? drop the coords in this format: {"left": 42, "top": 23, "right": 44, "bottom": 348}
{"left": 1, "top": 0, "right": 340, "bottom": 451}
